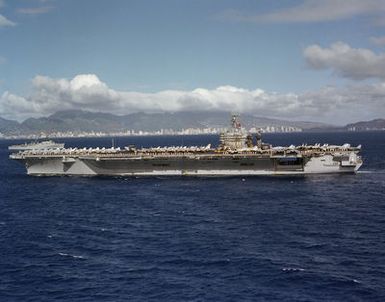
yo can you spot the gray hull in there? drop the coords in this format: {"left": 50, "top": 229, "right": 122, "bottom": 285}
{"left": 19, "top": 154, "right": 361, "bottom": 176}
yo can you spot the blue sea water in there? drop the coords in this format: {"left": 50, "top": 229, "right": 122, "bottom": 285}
{"left": 1, "top": 132, "right": 385, "bottom": 301}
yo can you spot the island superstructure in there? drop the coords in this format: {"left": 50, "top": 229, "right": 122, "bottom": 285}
{"left": 10, "top": 115, "right": 363, "bottom": 176}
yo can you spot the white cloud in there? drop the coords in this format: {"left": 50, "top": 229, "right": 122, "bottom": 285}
{"left": 17, "top": 6, "right": 53, "bottom": 15}
{"left": 370, "top": 36, "right": 385, "bottom": 46}
{"left": 0, "top": 13, "right": 15, "bottom": 27}
{"left": 304, "top": 42, "right": 385, "bottom": 80}
{"left": 1, "top": 74, "right": 385, "bottom": 124}
{"left": 0, "top": 0, "right": 16, "bottom": 26}
{"left": 219, "top": 0, "right": 385, "bottom": 23}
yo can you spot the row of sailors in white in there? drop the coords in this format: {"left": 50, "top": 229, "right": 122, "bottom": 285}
{"left": 229, "top": 143, "right": 360, "bottom": 153}
{"left": 134, "top": 144, "right": 212, "bottom": 153}
{"left": 21, "top": 146, "right": 122, "bottom": 155}
{"left": 19, "top": 143, "right": 360, "bottom": 155}
{"left": 296, "top": 143, "right": 361, "bottom": 151}
{"left": 267, "top": 144, "right": 361, "bottom": 155}
{"left": 20, "top": 144, "right": 214, "bottom": 155}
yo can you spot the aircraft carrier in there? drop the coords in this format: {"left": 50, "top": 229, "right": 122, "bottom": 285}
{"left": 9, "top": 115, "right": 363, "bottom": 176}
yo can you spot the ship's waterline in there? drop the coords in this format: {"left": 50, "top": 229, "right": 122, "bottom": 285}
{"left": 20, "top": 155, "right": 361, "bottom": 176}
{"left": 10, "top": 115, "right": 363, "bottom": 176}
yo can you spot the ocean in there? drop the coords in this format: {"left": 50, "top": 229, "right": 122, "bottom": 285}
{"left": 1, "top": 132, "right": 385, "bottom": 301}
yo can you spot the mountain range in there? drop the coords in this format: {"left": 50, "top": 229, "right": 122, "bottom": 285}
{"left": 346, "top": 119, "right": 385, "bottom": 131}
{"left": 0, "top": 110, "right": 384, "bottom": 136}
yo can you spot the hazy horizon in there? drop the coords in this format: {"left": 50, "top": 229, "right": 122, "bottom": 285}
{"left": 3, "top": 108, "right": 384, "bottom": 129}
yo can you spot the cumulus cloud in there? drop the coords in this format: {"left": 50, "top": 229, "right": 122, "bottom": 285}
{"left": 219, "top": 0, "right": 385, "bottom": 23}
{"left": 0, "top": 14, "right": 15, "bottom": 27}
{"left": 0, "top": 0, "right": 16, "bottom": 26}
{"left": 1, "top": 74, "right": 385, "bottom": 124}
{"left": 370, "top": 36, "right": 385, "bottom": 46}
{"left": 304, "top": 42, "right": 385, "bottom": 80}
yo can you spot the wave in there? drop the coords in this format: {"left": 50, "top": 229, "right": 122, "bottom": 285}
{"left": 58, "top": 252, "right": 85, "bottom": 259}
{"left": 357, "top": 169, "right": 385, "bottom": 174}
{"left": 282, "top": 267, "right": 305, "bottom": 272}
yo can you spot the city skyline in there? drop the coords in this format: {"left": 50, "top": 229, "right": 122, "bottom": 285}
{"left": 1, "top": 0, "right": 385, "bottom": 124}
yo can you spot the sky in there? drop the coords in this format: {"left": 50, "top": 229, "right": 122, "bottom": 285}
{"left": 1, "top": 0, "right": 385, "bottom": 124}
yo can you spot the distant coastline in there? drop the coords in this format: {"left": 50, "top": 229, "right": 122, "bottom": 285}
{"left": 0, "top": 125, "right": 302, "bottom": 140}
{"left": 1, "top": 110, "right": 384, "bottom": 140}
{"left": 3, "top": 127, "right": 385, "bottom": 141}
